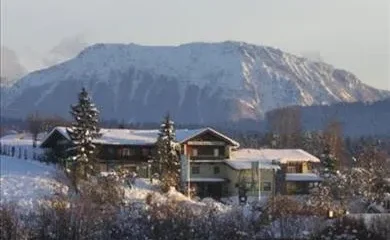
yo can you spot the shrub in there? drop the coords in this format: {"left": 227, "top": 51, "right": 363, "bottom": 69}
{"left": 0, "top": 203, "right": 25, "bottom": 240}
{"left": 369, "top": 215, "right": 390, "bottom": 240}
{"left": 311, "top": 217, "right": 386, "bottom": 240}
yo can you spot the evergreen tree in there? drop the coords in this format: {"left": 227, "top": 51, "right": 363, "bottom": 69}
{"left": 66, "top": 87, "right": 101, "bottom": 191}
{"left": 154, "top": 114, "right": 181, "bottom": 192}
{"left": 321, "top": 143, "right": 337, "bottom": 176}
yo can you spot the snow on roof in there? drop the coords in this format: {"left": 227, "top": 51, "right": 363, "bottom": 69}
{"left": 175, "top": 127, "right": 240, "bottom": 147}
{"left": 176, "top": 128, "right": 208, "bottom": 143}
{"left": 232, "top": 148, "right": 320, "bottom": 163}
{"left": 41, "top": 126, "right": 239, "bottom": 146}
{"left": 55, "top": 127, "right": 71, "bottom": 140}
{"left": 39, "top": 127, "right": 71, "bottom": 145}
{"left": 225, "top": 160, "right": 280, "bottom": 170}
{"left": 94, "top": 129, "right": 157, "bottom": 145}
{"left": 285, "top": 173, "right": 323, "bottom": 182}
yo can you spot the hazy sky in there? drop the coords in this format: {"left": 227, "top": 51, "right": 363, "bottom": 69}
{"left": 1, "top": 0, "right": 389, "bottom": 90}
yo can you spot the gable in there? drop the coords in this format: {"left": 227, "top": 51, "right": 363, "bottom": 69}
{"left": 189, "top": 131, "right": 224, "bottom": 142}
{"left": 182, "top": 129, "right": 239, "bottom": 147}
{"left": 40, "top": 129, "right": 71, "bottom": 148}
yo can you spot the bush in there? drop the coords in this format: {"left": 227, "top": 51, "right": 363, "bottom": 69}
{"left": 369, "top": 215, "right": 390, "bottom": 240}
{"left": 0, "top": 203, "right": 24, "bottom": 240}
{"left": 311, "top": 217, "right": 386, "bottom": 240}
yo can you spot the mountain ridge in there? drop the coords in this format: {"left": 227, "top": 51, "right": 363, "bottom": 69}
{"left": 2, "top": 41, "right": 389, "bottom": 122}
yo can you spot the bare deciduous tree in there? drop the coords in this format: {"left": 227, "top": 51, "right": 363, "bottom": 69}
{"left": 351, "top": 143, "right": 389, "bottom": 203}
{"left": 266, "top": 106, "right": 302, "bottom": 148}
{"left": 42, "top": 115, "right": 71, "bottom": 132}
{"left": 27, "top": 111, "right": 44, "bottom": 148}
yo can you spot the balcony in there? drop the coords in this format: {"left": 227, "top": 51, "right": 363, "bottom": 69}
{"left": 189, "top": 155, "right": 226, "bottom": 160}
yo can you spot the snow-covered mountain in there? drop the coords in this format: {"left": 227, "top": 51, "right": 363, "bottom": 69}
{"left": 2, "top": 41, "right": 389, "bottom": 123}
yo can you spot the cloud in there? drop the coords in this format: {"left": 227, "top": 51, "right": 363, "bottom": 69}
{"left": 0, "top": 46, "right": 28, "bottom": 86}
{"left": 300, "top": 51, "right": 324, "bottom": 63}
{"left": 42, "top": 34, "right": 89, "bottom": 66}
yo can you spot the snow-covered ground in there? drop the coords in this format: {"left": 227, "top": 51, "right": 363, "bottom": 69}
{"left": 0, "top": 133, "right": 59, "bottom": 210}
{"left": 0, "top": 156, "right": 64, "bottom": 211}
{"left": 0, "top": 132, "right": 45, "bottom": 159}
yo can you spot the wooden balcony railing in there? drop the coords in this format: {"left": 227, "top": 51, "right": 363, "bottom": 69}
{"left": 189, "top": 155, "right": 227, "bottom": 160}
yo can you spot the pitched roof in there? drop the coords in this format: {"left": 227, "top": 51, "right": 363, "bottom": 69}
{"left": 224, "top": 148, "right": 320, "bottom": 170}
{"left": 231, "top": 148, "right": 321, "bottom": 163}
{"left": 176, "top": 127, "right": 240, "bottom": 147}
{"left": 40, "top": 126, "right": 239, "bottom": 147}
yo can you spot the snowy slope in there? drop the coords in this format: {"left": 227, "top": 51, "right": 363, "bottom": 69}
{"left": 0, "top": 133, "right": 62, "bottom": 210}
{"left": 0, "top": 156, "right": 63, "bottom": 211}
{"left": 2, "top": 41, "right": 389, "bottom": 122}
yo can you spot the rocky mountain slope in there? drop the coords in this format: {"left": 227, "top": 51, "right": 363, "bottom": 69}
{"left": 2, "top": 41, "right": 389, "bottom": 122}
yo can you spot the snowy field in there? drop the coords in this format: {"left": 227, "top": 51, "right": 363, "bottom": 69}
{"left": 0, "top": 154, "right": 231, "bottom": 218}
{"left": 0, "top": 156, "right": 65, "bottom": 211}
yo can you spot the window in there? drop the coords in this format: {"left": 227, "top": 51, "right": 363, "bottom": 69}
{"left": 192, "top": 148, "right": 198, "bottom": 156}
{"left": 213, "top": 148, "right": 219, "bottom": 157}
{"left": 121, "top": 148, "right": 134, "bottom": 157}
{"left": 191, "top": 166, "right": 200, "bottom": 174}
{"left": 307, "top": 163, "right": 312, "bottom": 171}
{"left": 262, "top": 182, "right": 272, "bottom": 191}
{"left": 287, "top": 166, "right": 296, "bottom": 173}
{"left": 141, "top": 148, "right": 150, "bottom": 156}
{"left": 213, "top": 166, "right": 220, "bottom": 174}
{"left": 245, "top": 182, "right": 252, "bottom": 190}
{"left": 107, "top": 147, "right": 115, "bottom": 155}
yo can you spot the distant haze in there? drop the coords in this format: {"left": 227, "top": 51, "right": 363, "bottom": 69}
{"left": 1, "top": 0, "right": 389, "bottom": 90}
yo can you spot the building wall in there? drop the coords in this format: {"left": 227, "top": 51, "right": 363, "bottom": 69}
{"left": 96, "top": 144, "right": 153, "bottom": 163}
{"left": 281, "top": 161, "right": 317, "bottom": 195}
{"left": 281, "top": 161, "right": 313, "bottom": 174}
{"left": 189, "top": 162, "right": 227, "bottom": 179}
{"left": 188, "top": 163, "right": 276, "bottom": 197}
{"left": 225, "top": 167, "right": 275, "bottom": 197}
{"left": 185, "top": 145, "right": 227, "bottom": 159}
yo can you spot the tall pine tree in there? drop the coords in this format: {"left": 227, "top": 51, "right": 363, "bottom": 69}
{"left": 67, "top": 87, "right": 101, "bottom": 191}
{"left": 321, "top": 143, "right": 337, "bottom": 177}
{"left": 155, "top": 114, "right": 181, "bottom": 192}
